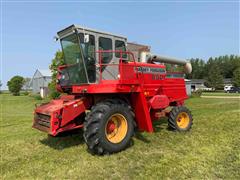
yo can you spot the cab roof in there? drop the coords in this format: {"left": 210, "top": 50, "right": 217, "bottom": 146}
{"left": 57, "top": 24, "right": 127, "bottom": 40}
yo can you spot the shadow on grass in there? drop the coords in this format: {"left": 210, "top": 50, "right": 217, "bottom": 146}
{"left": 40, "top": 129, "right": 85, "bottom": 150}
{"left": 134, "top": 132, "right": 150, "bottom": 143}
{"left": 40, "top": 118, "right": 170, "bottom": 150}
{"left": 152, "top": 117, "right": 170, "bottom": 132}
{"left": 134, "top": 118, "right": 170, "bottom": 143}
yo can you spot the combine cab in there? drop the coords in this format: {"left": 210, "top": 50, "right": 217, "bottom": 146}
{"left": 33, "top": 24, "right": 193, "bottom": 155}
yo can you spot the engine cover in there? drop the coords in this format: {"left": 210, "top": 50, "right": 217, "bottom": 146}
{"left": 149, "top": 95, "right": 170, "bottom": 109}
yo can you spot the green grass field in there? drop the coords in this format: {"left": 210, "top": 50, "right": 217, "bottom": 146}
{"left": 1, "top": 93, "right": 240, "bottom": 179}
{"left": 202, "top": 92, "right": 240, "bottom": 96}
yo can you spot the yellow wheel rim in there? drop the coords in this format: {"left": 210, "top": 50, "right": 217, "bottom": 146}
{"left": 176, "top": 112, "right": 190, "bottom": 129}
{"left": 105, "top": 113, "right": 128, "bottom": 143}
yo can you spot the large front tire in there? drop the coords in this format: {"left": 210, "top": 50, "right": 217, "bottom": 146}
{"left": 83, "top": 99, "right": 135, "bottom": 155}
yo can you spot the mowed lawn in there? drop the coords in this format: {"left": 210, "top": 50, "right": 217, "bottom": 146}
{"left": 202, "top": 92, "right": 240, "bottom": 96}
{"left": 0, "top": 93, "right": 240, "bottom": 179}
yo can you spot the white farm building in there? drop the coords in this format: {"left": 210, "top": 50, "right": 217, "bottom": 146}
{"left": 30, "top": 69, "right": 52, "bottom": 97}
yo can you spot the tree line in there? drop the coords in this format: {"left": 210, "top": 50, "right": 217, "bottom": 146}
{"left": 185, "top": 55, "right": 240, "bottom": 89}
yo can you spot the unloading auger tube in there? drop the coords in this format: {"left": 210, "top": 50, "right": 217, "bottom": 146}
{"left": 140, "top": 52, "right": 192, "bottom": 74}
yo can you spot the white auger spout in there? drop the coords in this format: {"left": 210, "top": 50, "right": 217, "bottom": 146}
{"left": 140, "top": 52, "right": 192, "bottom": 74}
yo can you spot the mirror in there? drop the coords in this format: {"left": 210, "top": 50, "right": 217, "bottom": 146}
{"left": 53, "top": 36, "right": 59, "bottom": 42}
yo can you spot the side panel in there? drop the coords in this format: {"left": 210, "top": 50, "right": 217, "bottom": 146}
{"left": 162, "top": 78, "right": 188, "bottom": 102}
{"left": 61, "top": 100, "right": 86, "bottom": 127}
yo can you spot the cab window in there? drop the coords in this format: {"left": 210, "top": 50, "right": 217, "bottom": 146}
{"left": 99, "top": 37, "right": 113, "bottom": 64}
{"left": 79, "top": 33, "right": 95, "bottom": 60}
{"left": 115, "top": 40, "right": 127, "bottom": 58}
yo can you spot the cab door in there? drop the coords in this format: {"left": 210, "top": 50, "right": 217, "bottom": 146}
{"left": 78, "top": 33, "right": 96, "bottom": 83}
{"left": 97, "top": 35, "right": 119, "bottom": 81}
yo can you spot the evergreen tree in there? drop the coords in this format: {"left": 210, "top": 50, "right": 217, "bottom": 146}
{"left": 185, "top": 58, "right": 205, "bottom": 79}
{"left": 186, "top": 55, "right": 239, "bottom": 82}
{"left": 205, "top": 63, "right": 224, "bottom": 90}
{"left": 232, "top": 67, "right": 240, "bottom": 87}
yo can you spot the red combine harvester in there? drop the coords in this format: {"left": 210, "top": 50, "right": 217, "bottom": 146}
{"left": 33, "top": 24, "right": 193, "bottom": 155}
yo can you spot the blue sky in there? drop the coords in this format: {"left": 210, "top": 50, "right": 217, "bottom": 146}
{"left": 1, "top": 1, "right": 239, "bottom": 89}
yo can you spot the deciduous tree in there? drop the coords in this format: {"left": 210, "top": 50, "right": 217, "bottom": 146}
{"left": 48, "top": 50, "right": 64, "bottom": 99}
{"left": 7, "top": 76, "right": 24, "bottom": 96}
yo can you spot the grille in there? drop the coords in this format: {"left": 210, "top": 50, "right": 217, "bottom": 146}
{"left": 35, "top": 113, "right": 51, "bottom": 128}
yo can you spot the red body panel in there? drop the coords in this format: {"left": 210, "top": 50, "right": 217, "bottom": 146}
{"left": 33, "top": 50, "right": 188, "bottom": 135}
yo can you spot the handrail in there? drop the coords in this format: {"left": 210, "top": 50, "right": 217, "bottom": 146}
{"left": 96, "top": 50, "right": 137, "bottom": 83}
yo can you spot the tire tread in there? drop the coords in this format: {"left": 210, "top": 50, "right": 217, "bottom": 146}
{"left": 83, "top": 98, "right": 135, "bottom": 155}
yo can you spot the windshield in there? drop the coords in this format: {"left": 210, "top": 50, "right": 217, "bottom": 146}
{"left": 60, "top": 33, "right": 88, "bottom": 85}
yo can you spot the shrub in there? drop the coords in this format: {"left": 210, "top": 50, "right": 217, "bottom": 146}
{"left": 191, "top": 89, "right": 202, "bottom": 97}
{"left": 23, "top": 91, "right": 29, "bottom": 96}
{"left": 33, "top": 94, "right": 42, "bottom": 100}
{"left": 49, "top": 91, "right": 61, "bottom": 99}
{"left": 48, "top": 81, "right": 61, "bottom": 99}
{"left": 28, "top": 93, "right": 42, "bottom": 100}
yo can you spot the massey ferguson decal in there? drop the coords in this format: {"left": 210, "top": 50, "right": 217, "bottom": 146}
{"left": 135, "top": 66, "right": 166, "bottom": 80}
{"left": 135, "top": 67, "right": 166, "bottom": 74}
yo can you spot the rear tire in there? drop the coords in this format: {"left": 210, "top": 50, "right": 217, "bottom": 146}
{"left": 168, "top": 106, "right": 193, "bottom": 131}
{"left": 83, "top": 99, "right": 135, "bottom": 155}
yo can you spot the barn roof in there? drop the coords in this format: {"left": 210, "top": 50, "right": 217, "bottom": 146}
{"left": 29, "top": 69, "right": 52, "bottom": 87}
